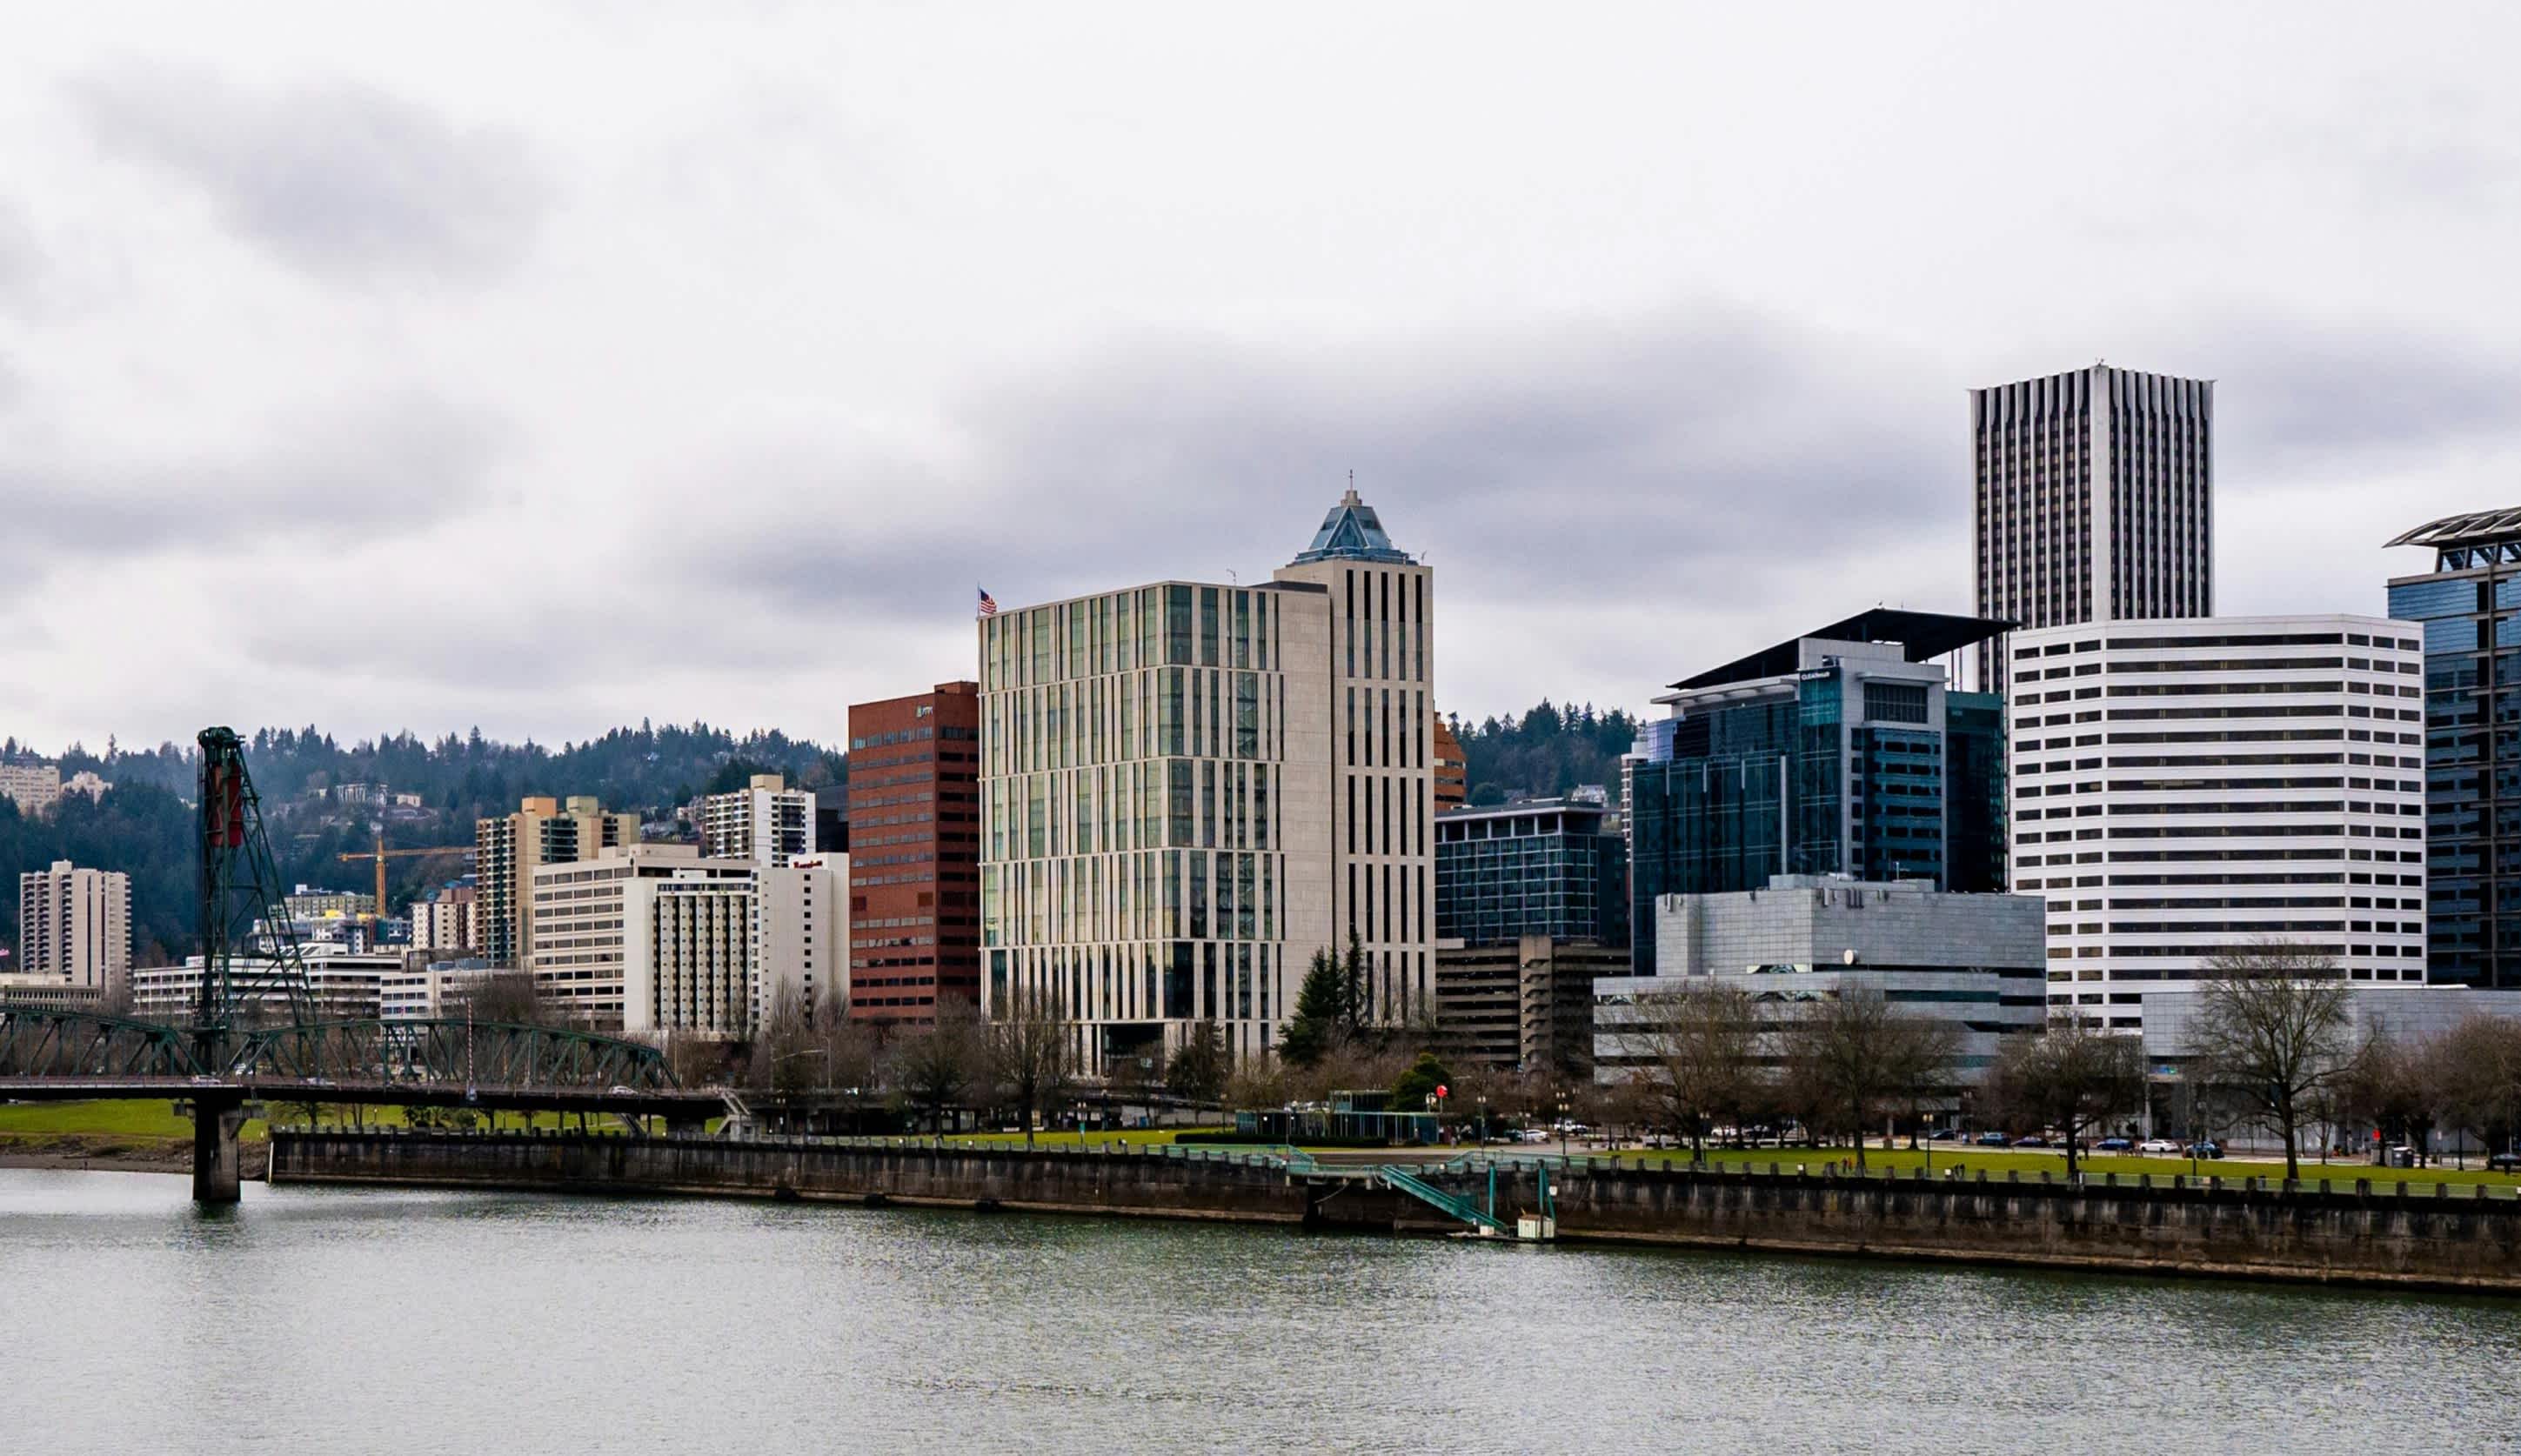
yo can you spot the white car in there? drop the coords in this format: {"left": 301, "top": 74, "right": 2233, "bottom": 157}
{"left": 2137, "top": 1138, "right": 2181, "bottom": 1155}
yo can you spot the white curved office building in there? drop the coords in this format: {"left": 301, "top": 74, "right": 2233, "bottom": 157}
{"left": 2006, "top": 614, "right": 2426, "bottom": 1031}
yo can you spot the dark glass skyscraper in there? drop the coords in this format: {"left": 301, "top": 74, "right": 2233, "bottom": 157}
{"left": 2388, "top": 509, "right": 2521, "bottom": 987}
{"left": 1433, "top": 792, "right": 1627, "bottom": 948}
{"left": 1623, "top": 611, "right": 2009, "bottom": 976}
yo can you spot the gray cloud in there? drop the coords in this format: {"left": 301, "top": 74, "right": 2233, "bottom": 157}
{"left": 3, "top": 385, "right": 510, "bottom": 559}
{"left": 651, "top": 306, "right": 1963, "bottom": 639}
{"left": 70, "top": 62, "right": 547, "bottom": 284}
{"left": 2203, "top": 315, "right": 2521, "bottom": 467}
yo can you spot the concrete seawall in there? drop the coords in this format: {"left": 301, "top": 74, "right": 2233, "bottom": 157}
{"left": 271, "top": 1132, "right": 2521, "bottom": 1294}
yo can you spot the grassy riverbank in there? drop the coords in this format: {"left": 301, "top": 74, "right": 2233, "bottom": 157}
{"left": 0, "top": 1099, "right": 591, "bottom": 1161}
{"left": 1593, "top": 1144, "right": 2521, "bottom": 1190}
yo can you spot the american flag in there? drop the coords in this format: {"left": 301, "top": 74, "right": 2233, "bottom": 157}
{"left": 976, "top": 585, "right": 998, "bottom": 618}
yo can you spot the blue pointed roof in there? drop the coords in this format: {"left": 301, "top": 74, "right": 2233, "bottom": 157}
{"left": 1290, "top": 489, "right": 1415, "bottom": 565}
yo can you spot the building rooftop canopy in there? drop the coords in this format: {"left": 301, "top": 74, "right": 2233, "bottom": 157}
{"left": 2386, "top": 507, "right": 2521, "bottom": 551}
{"left": 1670, "top": 608, "right": 2014, "bottom": 691}
{"left": 1289, "top": 488, "right": 1416, "bottom": 565}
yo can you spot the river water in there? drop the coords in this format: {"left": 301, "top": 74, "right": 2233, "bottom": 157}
{"left": 2, "top": 1169, "right": 2514, "bottom": 1455}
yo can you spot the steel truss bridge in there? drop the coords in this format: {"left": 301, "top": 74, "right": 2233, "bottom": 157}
{"left": 0, "top": 724, "right": 733, "bottom": 1205}
{"left": 0, "top": 1005, "right": 720, "bottom": 1201}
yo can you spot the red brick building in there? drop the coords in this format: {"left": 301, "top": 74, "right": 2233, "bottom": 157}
{"left": 1432, "top": 712, "right": 1468, "bottom": 811}
{"left": 845, "top": 682, "right": 981, "bottom": 1026}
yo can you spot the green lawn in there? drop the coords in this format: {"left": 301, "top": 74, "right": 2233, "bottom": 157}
{"left": 0, "top": 1099, "right": 597, "bottom": 1145}
{"left": 932, "top": 1127, "right": 1232, "bottom": 1150}
{"left": 1593, "top": 1143, "right": 2521, "bottom": 1190}
{"left": 0, "top": 1099, "right": 267, "bottom": 1143}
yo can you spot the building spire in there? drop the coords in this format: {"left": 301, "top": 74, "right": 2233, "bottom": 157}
{"left": 1290, "top": 481, "right": 1413, "bottom": 566}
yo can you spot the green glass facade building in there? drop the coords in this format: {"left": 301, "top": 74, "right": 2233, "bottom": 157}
{"left": 1623, "top": 611, "right": 2009, "bottom": 976}
{"left": 2388, "top": 508, "right": 2521, "bottom": 986}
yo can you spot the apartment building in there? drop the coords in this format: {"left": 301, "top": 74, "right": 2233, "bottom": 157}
{"left": 411, "top": 885, "right": 479, "bottom": 953}
{"left": 529, "top": 843, "right": 845, "bottom": 1034}
{"left": 17, "top": 859, "right": 130, "bottom": 991}
{"left": 0, "top": 758, "right": 62, "bottom": 818}
{"left": 2007, "top": 614, "right": 2426, "bottom": 1030}
{"left": 476, "top": 795, "right": 639, "bottom": 968}
{"left": 701, "top": 773, "right": 815, "bottom": 867}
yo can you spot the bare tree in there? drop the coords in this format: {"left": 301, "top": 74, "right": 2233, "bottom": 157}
{"left": 1166, "top": 1021, "right": 1230, "bottom": 1115}
{"left": 887, "top": 997, "right": 983, "bottom": 1138}
{"left": 1293, "top": 1039, "right": 1412, "bottom": 1106}
{"left": 461, "top": 969, "right": 555, "bottom": 1028}
{"left": 1984, "top": 1019, "right": 2143, "bottom": 1179}
{"left": 1628, "top": 979, "right": 1763, "bottom": 1158}
{"left": 987, "top": 985, "right": 1077, "bottom": 1147}
{"left": 747, "top": 985, "right": 820, "bottom": 1092}
{"left": 2187, "top": 939, "right": 2355, "bottom": 1182}
{"left": 665, "top": 1032, "right": 732, "bottom": 1091}
{"left": 2337, "top": 1019, "right": 2446, "bottom": 1166}
{"left": 1221, "top": 1054, "right": 1288, "bottom": 1117}
{"left": 812, "top": 997, "right": 881, "bottom": 1099}
{"left": 2432, "top": 1013, "right": 2521, "bottom": 1164}
{"left": 1776, "top": 987, "right": 1956, "bottom": 1171}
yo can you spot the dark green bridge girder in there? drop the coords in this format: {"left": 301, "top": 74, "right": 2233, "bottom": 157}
{"left": 0, "top": 1006, "right": 204, "bottom": 1079}
{"left": 0, "top": 1005, "right": 678, "bottom": 1094}
{"left": 234, "top": 1019, "right": 677, "bottom": 1091}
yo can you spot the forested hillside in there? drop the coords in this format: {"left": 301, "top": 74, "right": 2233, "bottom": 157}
{"left": 0, "top": 722, "right": 840, "bottom": 964}
{"left": 1453, "top": 700, "right": 1642, "bottom": 806}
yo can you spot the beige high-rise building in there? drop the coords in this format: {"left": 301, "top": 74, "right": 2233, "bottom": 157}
{"left": 1274, "top": 491, "right": 1438, "bottom": 1032}
{"left": 17, "top": 859, "right": 130, "bottom": 991}
{"left": 977, "top": 490, "right": 1434, "bottom": 1072}
{"left": 476, "top": 795, "right": 639, "bottom": 969}
{"left": 0, "top": 758, "right": 62, "bottom": 818}
{"left": 701, "top": 773, "right": 814, "bottom": 867}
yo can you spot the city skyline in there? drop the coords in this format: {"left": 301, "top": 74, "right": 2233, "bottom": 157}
{"left": 6, "top": 9, "right": 2521, "bottom": 749}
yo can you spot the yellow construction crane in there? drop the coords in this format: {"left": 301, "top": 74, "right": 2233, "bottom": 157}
{"left": 338, "top": 831, "right": 473, "bottom": 925}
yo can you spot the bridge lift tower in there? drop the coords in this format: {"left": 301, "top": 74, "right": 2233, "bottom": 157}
{"left": 191, "top": 725, "right": 312, "bottom": 1200}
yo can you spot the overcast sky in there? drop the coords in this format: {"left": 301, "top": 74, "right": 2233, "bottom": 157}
{"left": 5, "top": 4, "right": 2518, "bottom": 754}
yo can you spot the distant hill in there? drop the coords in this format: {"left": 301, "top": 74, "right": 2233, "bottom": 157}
{"left": 0, "top": 722, "right": 841, "bottom": 963}
{"left": 1454, "top": 700, "right": 1642, "bottom": 807}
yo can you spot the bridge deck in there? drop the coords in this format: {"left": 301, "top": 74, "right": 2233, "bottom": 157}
{"left": 0, "top": 1077, "right": 719, "bottom": 1118}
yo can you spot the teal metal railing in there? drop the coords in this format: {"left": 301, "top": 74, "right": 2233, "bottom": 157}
{"left": 1379, "top": 1164, "right": 1508, "bottom": 1233}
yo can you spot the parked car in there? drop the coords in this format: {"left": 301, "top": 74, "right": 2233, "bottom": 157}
{"left": 2138, "top": 1138, "right": 2181, "bottom": 1155}
{"left": 2186, "top": 1140, "right": 2223, "bottom": 1159}
{"left": 2094, "top": 1137, "right": 2133, "bottom": 1152}
{"left": 1975, "top": 1131, "right": 2009, "bottom": 1147}
{"left": 1928, "top": 1128, "right": 1960, "bottom": 1141}
{"left": 2012, "top": 1135, "right": 2048, "bottom": 1148}
{"left": 2486, "top": 1152, "right": 2521, "bottom": 1172}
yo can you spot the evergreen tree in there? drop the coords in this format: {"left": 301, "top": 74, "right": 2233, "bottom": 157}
{"left": 1391, "top": 1051, "right": 1453, "bottom": 1108}
{"left": 1341, "top": 925, "right": 1367, "bottom": 1038}
{"left": 1166, "top": 1020, "right": 1230, "bottom": 1107}
{"left": 1281, "top": 948, "right": 1351, "bottom": 1068}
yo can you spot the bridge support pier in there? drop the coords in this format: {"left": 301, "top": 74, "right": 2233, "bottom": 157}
{"left": 192, "top": 1093, "right": 247, "bottom": 1206}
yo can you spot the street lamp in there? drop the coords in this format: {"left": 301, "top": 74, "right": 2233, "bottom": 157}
{"left": 1556, "top": 1091, "right": 1570, "bottom": 1159}
{"left": 776, "top": 1047, "right": 833, "bottom": 1134}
